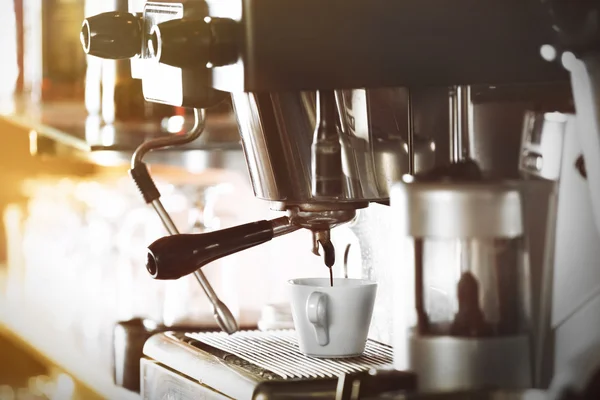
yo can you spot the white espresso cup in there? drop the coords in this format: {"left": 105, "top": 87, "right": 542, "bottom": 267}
{"left": 288, "top": 278, "right": 378, "bottom": 358}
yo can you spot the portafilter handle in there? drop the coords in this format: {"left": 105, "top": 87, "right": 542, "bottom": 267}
{"left": 146, "top": 216, "right": 298, "bottom": 280}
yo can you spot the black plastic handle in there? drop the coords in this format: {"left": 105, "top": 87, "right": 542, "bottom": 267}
{"left": 81, "top": 12, "right": 142, "bottom": 59}
{"left": 146, "top": 220, "right": 275, "bottom": 280}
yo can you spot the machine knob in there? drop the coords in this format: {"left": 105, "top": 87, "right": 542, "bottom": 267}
{"left": 81, "top": 12, "right": 142, "bottom": 59}
{"left": 150, "top": 18, "right": 239, "bottom": 68}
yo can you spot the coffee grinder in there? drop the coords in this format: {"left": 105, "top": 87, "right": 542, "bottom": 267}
{"left": 391, "top": 167, "right": 534, "bottom": 393}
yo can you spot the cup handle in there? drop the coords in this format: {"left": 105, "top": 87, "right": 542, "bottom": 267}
{"left": 306, "top": 291, "right": 329, "bottom": 346}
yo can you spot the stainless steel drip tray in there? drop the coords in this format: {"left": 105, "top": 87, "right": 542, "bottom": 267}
{"left": 142, "top": 330, "right": 393, "bottom": 400}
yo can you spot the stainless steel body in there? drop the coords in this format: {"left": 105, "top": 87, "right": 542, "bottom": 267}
{"left": 408, "top": 335, "right": 532, "bottom": 393}
{"left": 141, "top": 331, "right": 394, "bottom": 400}
{"left": 232, "top": 89, "right": 435, "bottom": 211}
{"left": 141, "top": 358, "right": 229, "bottom": 400}
{"left": 520, "top": 112, "right": 600, "bottom": 390}
{"left": 545, "top": 28, "right": 600, "bottom": 399}
{"left": 391, "top": 181, "right": 533, "bottom": 392}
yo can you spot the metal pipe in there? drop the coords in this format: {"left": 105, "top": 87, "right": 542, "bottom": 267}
{"left": 458, "top": 85, "right": 475, "bottom": 160}
{"left": 407, "top": 89, "right": 415, "bottom": 175}
{"left": 449, "top": 86, "right": 459, "bottom": 162}
{"left": 131, "top": 108, "right": 238, "bottom": 334}
{"left": 449, "top": 85, "right": 474, "bottom": 163}
{"left": 131, "top": 108, "right": 205, "bottom": 169}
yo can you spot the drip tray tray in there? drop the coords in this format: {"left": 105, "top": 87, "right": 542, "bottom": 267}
{"left": 143, "top": 329, "right": 393, "bottom": 399}
{"left": 186, "top": 329, "right": 394, "bottom": 379}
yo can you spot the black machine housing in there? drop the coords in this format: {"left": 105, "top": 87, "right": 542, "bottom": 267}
{"left": 132, "top": 0, "right": 568, "bottom": 108}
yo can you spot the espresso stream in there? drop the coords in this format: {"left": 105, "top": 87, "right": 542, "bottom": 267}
{"left": 321, "top": 238, "right": 335, "bottom": 287}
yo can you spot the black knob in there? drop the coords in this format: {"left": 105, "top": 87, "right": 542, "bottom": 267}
{"left": 81, "top": 12, "right": 142, "bottom": 59}
{"left": 151, "top": 17, "right": 239, "bottom": 68}
{"left": 146, "top": 220, "right": 275, "bottom": 280}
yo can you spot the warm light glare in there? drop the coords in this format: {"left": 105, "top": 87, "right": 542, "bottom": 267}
{"left": 164, "top": 115, "right": 186, "bottom": 133}
{"left": 52, "top": 373, "right": 75, "bottom": 400}
{"left": 28, "top": 130, "right": 38, "bottom": 155}
{"left": 540, "top": 44, "right": 557, "bottom": 62}
{"left": 87, "top": 151, "right": 126, "bottom": 167}
{"left": 101, "top": 60, "right": 117, "bottom": 125}
{"left": 0, "top": 385, "right": 15, "bottom": 400}
{"left": 84, "top": 115, "right": 102, "bottom": 144}
{"left": 100, "top": 124, "right": 116, "bottom": 147}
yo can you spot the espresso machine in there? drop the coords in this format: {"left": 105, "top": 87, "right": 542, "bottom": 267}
{"left": 80, "top": 0, "right": 600, "bottom": 399}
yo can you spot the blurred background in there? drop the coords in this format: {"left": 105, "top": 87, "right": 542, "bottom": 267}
{"left": 0, "top": 1, "right": 345, "bottom": 398}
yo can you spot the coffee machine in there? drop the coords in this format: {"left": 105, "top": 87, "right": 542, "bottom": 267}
{"left": 80, "top": 0, "right": 600, "bottom": 399}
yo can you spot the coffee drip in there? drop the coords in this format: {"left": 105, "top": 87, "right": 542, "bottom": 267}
{"left": 312, "top": 230, "right": 336, "bottom": 287}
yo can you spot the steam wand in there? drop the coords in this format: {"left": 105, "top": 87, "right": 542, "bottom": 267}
{"left": 129, "top": 108, "right": 238, "bottom": 334}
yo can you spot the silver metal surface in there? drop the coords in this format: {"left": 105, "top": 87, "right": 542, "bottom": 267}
{"left": 151, "top": 199, "right": 179, "bottom": 235}
{"left": 408, "top": 335, "right": 532, "bottom": 393}
{"left": 520, "top": 110, "right": 600, "bottom": 389}
{"left": 133, "top": 109, "right": 238, "bottom": 335}
{"left": 521, "top": 179, "right": 558, "bottom": 388}
{"left": 290, "top": 209, "right": 357, "bottom": 230}
{"left": 391, "top": 181, "right": 524, "bottom": 238}
{"left": 518, "top": 111, "right": 567, "bottom": 387}
{"left": 449, "top": 85, "right": 475, "bottom": 162}
{"left": 185, "top": 330, "right": 394, "bottom": 379}
{"left": 520, "top": 112, "right": 567, "bottom": 181}
{"left": 141, "top": 359, "right": 228, "bottom": 400}
{"left": 231, "top": 89, "right": 435, "bottom": 209}
{"left": 548, "top": 113, "right": 600, "bottom": 330}
{"left": 539, "top": 110, "right": 600, "bottom": 383}
{"left": 417, "top": 236, "right": 530, "bottom": 337}
{"left": 143, "top": 332, "right": 259, "bottom": 400}
{"left": 407, "top": 90, "right": 415, "bottom": 174}
{"left": 131, "top": 108, "right": 205, "bottom": 169}
{"left": 271, "top": 216, "right": 300, "bottom": 237}
{"left": 563, "top": 52, "right": 600, "bottom": 237}
{"left": 553, "top": 293, "right": 600, "bottom": 392}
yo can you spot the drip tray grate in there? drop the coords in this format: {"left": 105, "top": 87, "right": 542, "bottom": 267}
{"left": 186, "top": 330, "right": 393, "bottom": 379}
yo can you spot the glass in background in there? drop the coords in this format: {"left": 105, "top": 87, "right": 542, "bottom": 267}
{"left": 2, "top": 175, "right": 180, "bottom": 372}
{"left": 0, "top": 0, "right": 20, "bottom": 113}
{"left": 22, "top": 0, "right": 86, "bottom": 104}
